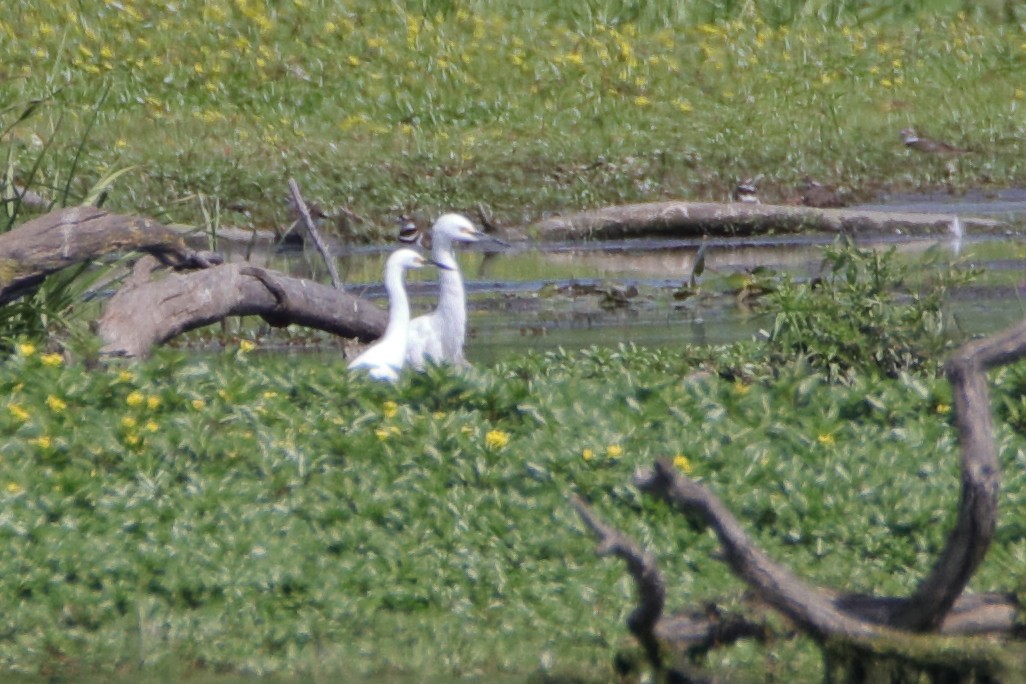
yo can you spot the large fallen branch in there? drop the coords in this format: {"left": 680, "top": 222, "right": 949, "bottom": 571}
{"left": 97, "top": 257, "right": 386, "bottom": 358}
{"left": 574, "top": 316, "right": 1026, "bottom": 681}
{"left": 533, "top": 201, "right": 999, "bottom": 241}
{"left": 0, "top": 206, "right": 220, "bottom": 306}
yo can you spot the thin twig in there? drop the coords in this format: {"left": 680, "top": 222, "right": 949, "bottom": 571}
{"left": 287, "top": 178, "right": 343, "bottom": 290}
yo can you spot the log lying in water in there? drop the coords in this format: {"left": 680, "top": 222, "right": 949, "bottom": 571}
{"left": 96, "top": 257, "right": 386, "bottom": 359}
{"left": 532, "top": 201, "right": 1001, "bottom": 241}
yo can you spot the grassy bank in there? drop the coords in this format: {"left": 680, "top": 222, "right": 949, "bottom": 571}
{"left": 3, "top": 1, "right": 1025, "bottom": 237}
{"left": 2, "top": 341, "right": 1025, "bottom": 681}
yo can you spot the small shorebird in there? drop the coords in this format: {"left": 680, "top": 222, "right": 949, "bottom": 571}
{"left": 799, "top": 177, "right": 847, "bottom": 208}
{"left": 900, "top": 128, "right": 967, "bottom": 155}
{"left": 731, "top": 178, "right": 760, "bottom": 204}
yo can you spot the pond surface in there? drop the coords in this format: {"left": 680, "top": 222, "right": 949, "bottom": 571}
{"left": 217, "top": 192, "right": 1026, "bottom": 364}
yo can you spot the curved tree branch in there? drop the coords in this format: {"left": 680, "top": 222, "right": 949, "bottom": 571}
{"left": 96, "top": 258, "right": 386, "bottom": 358}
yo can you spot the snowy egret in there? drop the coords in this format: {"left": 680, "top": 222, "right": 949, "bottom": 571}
{"left": 348, "top": 248, "right": 449, "bottom": 382}
{"left": 404, "top": 213, "right": 504, "bottom": 368}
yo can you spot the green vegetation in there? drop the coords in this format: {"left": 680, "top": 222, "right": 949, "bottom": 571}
{"left": 0, "top": 239, "right": 1021, "bottom": 682}
{"left": 3, "top": 0, "right": 1026, "bottom": 236}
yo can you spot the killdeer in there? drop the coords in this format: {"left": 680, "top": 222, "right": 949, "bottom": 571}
{"left": 396, "top": 213, "right": 428, "bottom": 248}
{"left": 731, "top": 178, "right": 760, "bottom": 204}
{"left": 899, "top": 128, "right": 967, "bottom": 155}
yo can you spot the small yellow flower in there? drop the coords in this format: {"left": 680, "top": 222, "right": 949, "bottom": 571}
{"left": 633, "top": 95, "right": 651, "bottom": 107}
{"left": 126, "top": 391, "right": 144, "bottom": 407}
{"left": 40, "top": 353, "right": 63, "bottom": 367}
{"left": 382, "top": 401, "right": 398, "bottom": 419}
{"left": 6, "top": 482, "right": 23, "bottom": 494}
{"left": 46, "top": 395, "right": 66, "bottom": 412}
{"left": 674, "top": 99, "right": 693, "bottom": 114}
{"left": 936, "top": 403, "right": 951, "bottom": 414}
{"left": 117, "top": 369, "right": 134, "bottom": 382}
{"left": 191, "top": 399, "right": 206, "bottom": 410}
{"left": 606, "top": 444, "right": 623, "bottom": 458}
{"left": 121, "top": 416, "right": 137, "bottom": 429}
{"left": 146, "top": 395, "right": 161, "bottom": 410}
{"left": 30, "top": 436, "right": 51, "bottom": 449}
{"left": 17, "top": 342, "right": 36, "bottom": 357}
{"left": 818, "top": 433, "right": 835, "bottom": 446}
{"left": 432, "top": 411, "right": 445, "bottom": 420}
{"left": 485, "top": 429, "right": 510, "bottom": 450}
{"left": 582, "top": 448, "right": 594, "bottom": 461}
{"left": 263, "top": 391, "right": 278, "bottom": 400}
{"left": 239, "top": 339, "right": 256, "bottom": 353}
{"left": 375, "top": 428, "right": 391, "bottom": 441}
{"left": 8, "top": 404, "right": 30, "bottom": 422}
{"left": 145, "top": 420, "right": 159, "bottom": 433}
{"left": 673, "top": 454, "right": 692, "bottom": 473}
{"left": 734, "top": 381, "right": 750, "bottom": 395}
{"left": 124, "top": 433, "right": 140, "bottom": 446}
{"left": 347, "top": 55, "right": 361, "bottom": 67}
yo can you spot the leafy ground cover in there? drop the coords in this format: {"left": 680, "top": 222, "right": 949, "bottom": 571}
{"left": 3, "top": 1, "right": 1026, "bottom": 236}
{"left": 1, "top": 329, "right": 1026, "bottom": 681}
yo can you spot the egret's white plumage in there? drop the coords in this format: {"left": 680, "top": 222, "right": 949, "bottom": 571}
{"left": 404, "top": 213, "right": 496, "bottom": 369}
{"left": 348, "top": 249, "right": 437, "bottom": 382}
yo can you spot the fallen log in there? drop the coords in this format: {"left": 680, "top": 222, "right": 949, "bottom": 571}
{"left": 0, "top": 206, "right": 220, "bottom": 306}
{"left": 533, "top": 201, "right": 1000, "bottom": 241}
{"left": 96, "top": 257, "right": 386, "bottom": 358}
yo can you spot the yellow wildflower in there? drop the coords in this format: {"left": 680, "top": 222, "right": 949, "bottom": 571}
{"left": 145, "top": 420, "right": 159, "bottom": 433}
{"left": 17, "top": 342, "right": 36, "bottom": 357}
{"left": 818, "top": 433, "right": 835, "bottom": 446}
{"left": 734, "top": 380, "right": 750, "bottom": 395}
{"left": 8, "top": 404, "right": 29, "bottom": 422}
{"left": 30, "top": 436, "right": 51, "bottom": 449}
{"left": 348, "top": 55, "right": 361, "bottom": 67}
{"left": 239, "top": 339, "right": 256, "bottom": 353}
{"left": 40, "top": 353, "right": 63, "bottom": 367}
{"left": 936, "top": 403, "right": 951, "bottom": 414}
{"left": 382, "top": 401, "right": 399, "bottom": 418}
{"left": 121, "top": 416, "right": 137, "bottom": 429}
{"left": 126, "top": 391, "right": 144, "bottom": 407}
{"left": 375, "top": 428, "right": 391, "bottom": 441}
{"left": 46, "top": 395, "right": 66, "bottom": 412}
{"left": 6, "top": 482, "right": 23, "bottom": 494}
{"left": 485, "top": 429, "right": 510, "bottom": 450}
{"left": 633, "top": 95, "right": 651, "bottom": 107}
{"left": 606, "top": 444, "right": 623, "bottom": 458}
{"left": 582, "top": 448, "right": 594, "bottom": 461}
{"left": 146, "top": 395, "right": 161, "bottom": 410}
{"left": 191, "top": 399, "right": 206, "bottom": 410}
{"left": 125, "top": 433, "right": 140, "bottom": 446}
{"left": 673, "top": 454, "right": 693, "bottom": 473}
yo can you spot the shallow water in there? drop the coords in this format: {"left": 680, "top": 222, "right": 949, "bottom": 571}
{"left": 216, "top": 192, "right": 1026, "bottom": 363}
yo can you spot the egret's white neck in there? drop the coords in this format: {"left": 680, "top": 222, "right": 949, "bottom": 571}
{"left": 379, "top": 265, "right": 412, "bottom": 349}
{"left": 431, "top": 238, "right": 467, "bottom": 349}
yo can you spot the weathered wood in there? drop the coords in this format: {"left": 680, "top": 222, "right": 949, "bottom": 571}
{"left": 0, "top": 206, "right": 221, "bottom": 306}
{"left": 532, "top": 201, "right": 999, "bottom": 241}
{"left": 96, "top": 257, "right": 386, "bottom": 358}
{"left": 287, "top": 178, "right": 343, "bottom": 290}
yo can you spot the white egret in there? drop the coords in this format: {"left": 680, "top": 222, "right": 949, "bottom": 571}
{"left": 404, "top": 213, "right": 504, "bottom": 369}
{"left": 348, "top": 248, "right": 449, "bottom": 382}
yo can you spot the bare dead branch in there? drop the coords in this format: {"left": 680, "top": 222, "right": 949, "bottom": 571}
{"left": 531, "top": 201, "right": 999, "bottom": 241}
{"left": 287, "top": 178, "right": 343, "bottom": 290}
{"left": 97, "top": 260, "right": 386, "bottom": 358}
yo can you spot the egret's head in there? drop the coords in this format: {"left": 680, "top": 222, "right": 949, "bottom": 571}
{"left": 432, "top": 213, "right": 484, "bottom": 243}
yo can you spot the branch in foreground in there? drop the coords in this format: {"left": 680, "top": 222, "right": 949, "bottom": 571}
{"left": 97, "top": 258, "right": 386, "bottom": 358}
{"left": 0, "top": 206, "right": 221, "bottom": 306}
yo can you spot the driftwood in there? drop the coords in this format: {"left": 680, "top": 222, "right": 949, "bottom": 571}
{"left": 574, "top": 318, "right": 1026, "bottom": 682}
{"left": 0, "top": 206, "right": 221, "bottom": 306}
{"left": 96, "top": 257, "right": 386, "bottom": 358}
{"left": 534, "top": 201, "right": 1000, "bottom": 241}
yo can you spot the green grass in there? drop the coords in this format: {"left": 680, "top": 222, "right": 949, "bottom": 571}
{"left": 3, "top": 1, "right": 1026, "bottom": 238}
{"left": 1, "top": 342, "right": 1025, "bottom": 681}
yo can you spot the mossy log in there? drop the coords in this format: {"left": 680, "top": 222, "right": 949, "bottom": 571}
{"left": 573, "top": 316, "right": 1026, "bottom": 682}
{"left": 534, "top": 201, "right": 1001, "bottom": 241}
